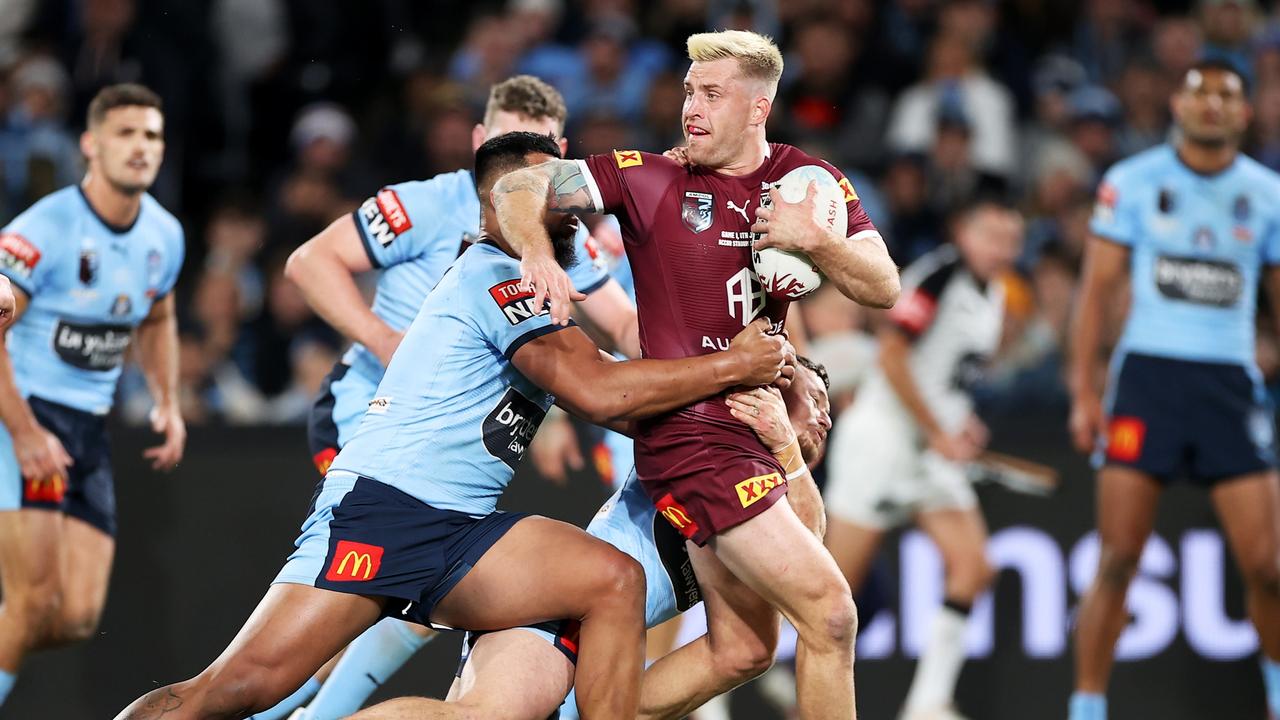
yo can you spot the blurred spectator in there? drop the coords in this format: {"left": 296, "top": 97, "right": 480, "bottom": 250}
{"left": 1065, "top": 85, "right": 1123, "bottom": 180}
{"left": 449, "top": 14, "right": 524, "bottom": 110}
{"left": 1197, "top": 0, "right": 1262, "bottom": 83}
{"left": 0, "top": 54, "right": 80, "bottom": 218}
{"left": 887, "top": 31, "right": 1018, "bottom": 179}
{"left": 575, "top": 112, "right": 636, "bottom": 157}
{"left": 243, "top": 250, "right": 341, "bottom": 399}
{"left": 1071, "top": 0, "right": 1145, "bottom": 84}
{"left": 881, "top": 151, "right": 943, "bottom": 264}
{"left": 778, "top": 16, "right": 890, "bottom": 170}
{"left": 1251, "top": 81, "right": 1280, "bottom": 171}
{"left": 924, "top": 102, "right": 1008, "bottom": 217}
{"left": 1151, "top": 16, "right": 1204, "bottom": 83}
{"left": 1113, "top": 59, "right": 1170, "bottom": 157}
{"left": 560, "top": 18, "right": 667, "bottom": 124}
{"left": 636, "top": 70, "right": 684, "bottom": 151}
{"left": 268, "top": 102, "right": 363, "bottom": 246}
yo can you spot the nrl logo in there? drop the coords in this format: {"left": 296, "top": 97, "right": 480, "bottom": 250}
{"left": 682, "top": 191, "right": 714, "bottom": 233}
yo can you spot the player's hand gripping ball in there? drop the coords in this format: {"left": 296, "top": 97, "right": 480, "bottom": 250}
{"left": 752, "top": 165, "right": 846, "bottom": 300}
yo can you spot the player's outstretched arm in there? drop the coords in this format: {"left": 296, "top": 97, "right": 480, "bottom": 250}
{"left": 514, "top": 318, "right": 786, "bottom": 426}
{"left": 492, "top": 160, "right": 600, "bottom": 325}
{"left": 285, "top": 215, "right": 403, "bottom": 366}
{"left": 752, "top": 184, "right": 900, "bottom": 308}
{"left": 136, "top": 293, "right": 186, "bottom": 470}
{"left": 1068, "top": 236, "right": 1130, "bottom": 453}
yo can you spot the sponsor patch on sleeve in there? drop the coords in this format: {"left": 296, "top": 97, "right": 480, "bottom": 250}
{"left": 613, "top": 150, "right": 643, "bottom": 169}
{"left": 0, "top": 233, "right": 41, "bottom": 281}
{"left": 358, "top": 188, "right": 413, "bottom": 247}
{"left": 886, "top": 288, "right": 938, "bottom": 336}
{"left": 838, "top": 177, "right": 858, "bottom": 203}
{"left": 489, "top": 279, "right": 548, "bottom": 325}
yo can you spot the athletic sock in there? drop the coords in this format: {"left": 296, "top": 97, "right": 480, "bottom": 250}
{"left": 902, "top": 599, "right": 970, "bottom": 712}
{"left": 303, "top": 618, "right": 431, "bottom": 720}
{"left": 1262, "top": 656, "right": 1280, "bottom": 717}
{"left": 0, "top": 670, "right": 14, "bottom": 707}
{"left": 247, "top": 676, "right": 320, "bottom": 720}
{"left": 1068, "top": 692, "right": 1106, "bottom": 720}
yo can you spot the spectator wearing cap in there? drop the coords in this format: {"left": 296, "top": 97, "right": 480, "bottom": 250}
{"left": 887, "top": 30, "right": 1017, "bottom": 179}
{"left": 924, "top": 95, "right": 1008, "bottom": 216}
{"left": 267, "top": 102, "right": 365, "bottom": 247}
{"left": 1065, "top": 85, "right": 1123, "bottom": 180}
{"left": 1019, "top": 54, "right": 1088, "bottom": 193}
{"left": 0, "top": 54, "right": 80, "bottom": 219}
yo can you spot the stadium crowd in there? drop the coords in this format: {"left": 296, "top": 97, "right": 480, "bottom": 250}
{"left": 0, "top": 0, "right": 1276, "bottom": 435}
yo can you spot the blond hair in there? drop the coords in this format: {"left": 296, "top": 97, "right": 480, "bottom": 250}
{"left": 483, "top": 75, "right": 568, "bottom": 131}
{"left": 687, "top": 30, "right": 784, "bottom": 96}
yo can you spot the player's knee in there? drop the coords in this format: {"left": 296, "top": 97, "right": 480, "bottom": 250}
{"left": 798, "top": 586, "right": 858, "bottom": 652}
{"left": 195, "top": 660, "right": 292, "bottom": 714}
{"left": 6, "top": 588, "right": 64, "bottom": 646}
{"left": 948, "top": 554, "right": 995, "bottom": 602}
{"left": 1096, "top": 545, "right": 1142, "bottom": 589}
{"left": 594, "top": 552, "right": 646, "bottom": 606}
{"left": 711, "top": 636, "right": 775, "bottom": 683}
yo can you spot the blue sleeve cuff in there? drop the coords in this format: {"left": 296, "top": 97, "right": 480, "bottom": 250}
{"left": 0, "top": 270, "right": 34, "bottom": 300}
{"left": 351, "top": 211, "right": 383, "bottom": 269}
{"left": 577, "top": 274, "right": 610, "bottom": 296}
{"left": 503, "top": 319, "right": 577, "bottom": 360}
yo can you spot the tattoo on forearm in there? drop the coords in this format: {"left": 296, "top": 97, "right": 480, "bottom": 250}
{"left": 547, "top": 161, "right": 597, "bottom": 213}
{"left": 122, "top": 687, "right": 184, "bottom": 718}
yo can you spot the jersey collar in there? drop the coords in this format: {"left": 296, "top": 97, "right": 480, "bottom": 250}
{"left": 77, "top": 184, "right": 140, "bottom": 234}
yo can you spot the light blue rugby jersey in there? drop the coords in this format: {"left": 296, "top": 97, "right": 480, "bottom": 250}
{"left": 347, "top": 171, "right": 609, "bottom": 385}
{"left": 330, "top": 240, "right": 572, "bottom": 515}
{"left": 0, "top": 186, "right": 183, "bottom": 414}
{"left": 1091, "top": 144, "right": 1280, "bottom": 367}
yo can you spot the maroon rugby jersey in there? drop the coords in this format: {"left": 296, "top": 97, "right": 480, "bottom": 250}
{"left": 578, "top": 143, "right": 878, "bottom": 478}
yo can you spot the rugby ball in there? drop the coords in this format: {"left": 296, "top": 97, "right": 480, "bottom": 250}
{"left": 753, "top": 164, "right": 845, "bottom": 300}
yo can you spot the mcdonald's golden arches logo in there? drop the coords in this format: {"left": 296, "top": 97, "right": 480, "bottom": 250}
{"left": 655, "top": 493, "right": 699, "bottom": 540}
{"left": 325, "top": 539, "right": 384, "bottom": 582}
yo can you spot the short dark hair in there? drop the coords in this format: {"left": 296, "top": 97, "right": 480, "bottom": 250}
{"left": 796, "top": 356, "right": 830, "bottom": 391}
{"left": 1185, "top": 57, "right": 1250, "bottom": 96}
{"left": 87, "top": 83, "right": 163, "bottom": 127}
{"left": 474, "top": 131, "right": 562, "bottom": 190}
{"left": 484, "top": 75, "right": 568, "bottom": 131}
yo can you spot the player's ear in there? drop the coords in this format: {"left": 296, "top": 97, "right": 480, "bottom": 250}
{"left": 751, "top": 96, "right": 772, "bottom": 128}
{"left": 79, "top": 129, "right": 97, "bottom": 162}
{"left": 471, "top": 123, "right": 487, "bottom": 153}
{"left": 557, "top": 137, "right": 568, "bottom": 156}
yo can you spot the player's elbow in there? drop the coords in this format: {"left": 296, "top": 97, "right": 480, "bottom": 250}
{"left": 283, "top": 244, "right": 312, "bottom": 286}
{"left": 864, "top": 271, "right": 900, "bottom": 309}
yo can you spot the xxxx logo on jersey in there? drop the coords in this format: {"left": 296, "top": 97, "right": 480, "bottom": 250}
{"left": 734, "top": 472, "right": 785, "bottom": 509}
{"left": 613, "top": 150, "right": 643, "bottom": 169}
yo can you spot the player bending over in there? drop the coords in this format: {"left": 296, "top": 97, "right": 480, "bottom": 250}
{"left": 114, "top": 132, "right": 788, "bottom": 720}
{"left": 350, "top": 359, "right": 833, "bottom": 720}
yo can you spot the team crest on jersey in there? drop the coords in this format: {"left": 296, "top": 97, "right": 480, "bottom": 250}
{"left": 1192, "top": 226, "right": 1216, "bottom": 251}
{"left": 1158, "top": 188, "right": 1175, "bottom": 214}
{"left": 110, "top": 294, "right": 132, "bottom": 317}
{"left": 79, "top": 246, "right": 98, "bottom": 286}
{"left": 1234, "top": 194, "right": 1251, "bottom": 222}
{"left": 0, "top": 233, "right": 40, "bottom": 281}
{"left": 681, "top": 191, "right": 714, "bottom": 233}
{"left": 489, "top": 279, "right": 548, "bottom": 325}
{"left": 613, "top": 150, "right": 643, "bottom": 169}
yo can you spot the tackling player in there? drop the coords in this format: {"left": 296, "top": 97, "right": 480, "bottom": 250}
{"left": 116, "top": 132, "right": 789, "bottom": 720}
{"left": 823, "top": 202, "right": 1023, "bottom": 720}
{"left": 1069, "top": 60, "right": 1280, "bottom": 720}
{"left": 0, "top": 84, "right": 184, "bottom": 708}
{"left": 253, "top": 75, "right": 639, "bottom": 720}
{"left": 346, "top": 359, "right": 833, "bottom": 720}
{"left": 493, "top": 30, "right": 899, "bottom": 718}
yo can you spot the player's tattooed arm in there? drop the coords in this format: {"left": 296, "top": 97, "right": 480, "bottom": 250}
{"left": 116, "top": 687, "right": 183, "bottom": 718}
{"left": 492, "top": 159, "right": 599, "bottom": 216}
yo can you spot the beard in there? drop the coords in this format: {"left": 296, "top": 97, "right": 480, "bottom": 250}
{"left": 551, "top": 225, "right": 580, "bottom": 270}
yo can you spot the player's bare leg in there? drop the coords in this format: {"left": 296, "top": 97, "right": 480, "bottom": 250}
{"left": 1073, "top": 466, "right": 1162, "bottom": 694}
{"left": 823, "top": 517, "right": 885, "bottom": 598}
{"left": 429, "top": 516, "right": 645, "bottom": 720}
{"left": 710, "top": 495, "right": 858, "bottom": 719}
{"left": 646, "top": 616, "right": 684, "bottom": 664}
{"left": 0, "top": 509, "right": 110, "bottom": 672}
{"left": 351, "top": 630, "right": 574, "bottom": 720}
{"left": 115, "top": 583, "right": 383, "bottom": 719}
{"left": 640, "top": 545, "right": 779, "bottom": 720}
{"left": 902, "top": 508, "right": 993, "bottom": 716}
{"left": 1212, "top": 472, "right": 1280, "bottom": 659}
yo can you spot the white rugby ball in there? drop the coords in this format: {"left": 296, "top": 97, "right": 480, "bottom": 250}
{"left": 753, "top": 164, "right": 845, "bottom": 300}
